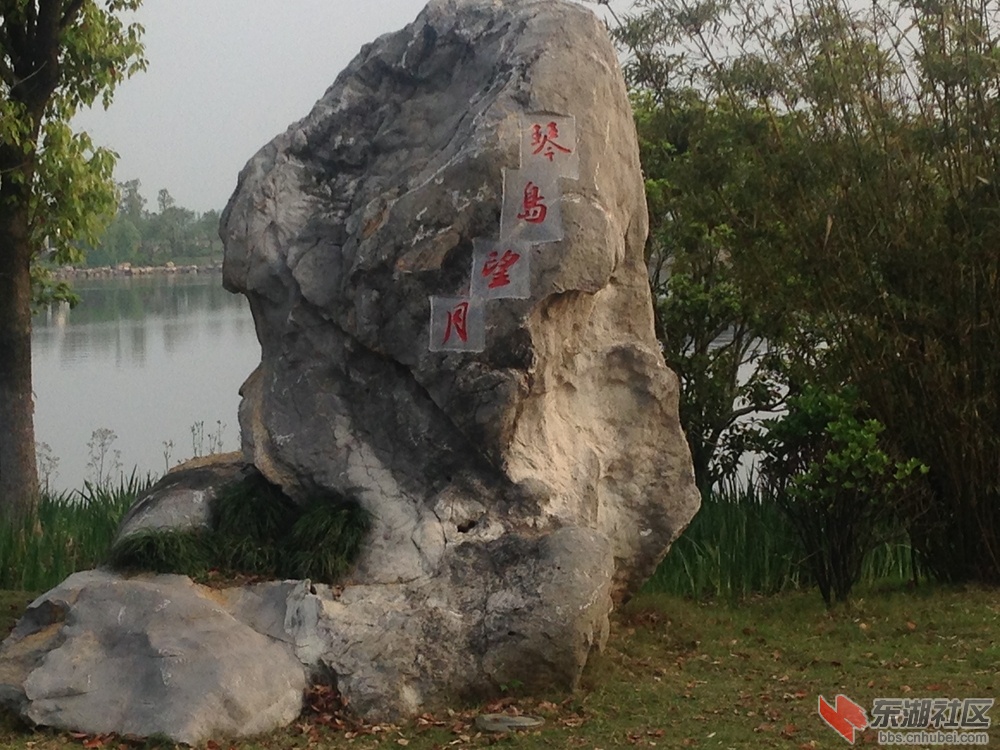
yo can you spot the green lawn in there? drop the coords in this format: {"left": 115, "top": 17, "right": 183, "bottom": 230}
{"left": 2, "top": 583, "right": 997, "bottom": 750}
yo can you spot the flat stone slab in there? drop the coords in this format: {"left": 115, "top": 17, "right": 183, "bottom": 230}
{"left": 475, "top": 714, "right": 545, "bottom": 732}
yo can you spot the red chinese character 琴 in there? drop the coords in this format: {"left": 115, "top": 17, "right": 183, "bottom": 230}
{"left": 481, "top": 249, "right": 521, "bottom": 289}
{"left": 531, "top": 121, "right": 572, "bottom": 161}
{"left": 442, "top": 301, "right": 469, "bottom": 344}
{"left": 517, "top": 181, "right": 547, "bottom": 224}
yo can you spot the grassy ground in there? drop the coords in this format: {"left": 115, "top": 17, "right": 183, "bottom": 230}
{"left": 1, "top": 582, "right": 997, "bottom": 750}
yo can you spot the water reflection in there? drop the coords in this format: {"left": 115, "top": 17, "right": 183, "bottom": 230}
{"left": 32, "top": 273, "right": 261, "bottom": 492}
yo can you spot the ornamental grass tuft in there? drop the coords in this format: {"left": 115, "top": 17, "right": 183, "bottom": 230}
{"left": 105, "top": 471, "right": 371, "bottom": 585}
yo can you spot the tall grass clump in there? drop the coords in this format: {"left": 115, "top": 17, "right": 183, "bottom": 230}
{"left": 0, "top": 473, "right": 152, "bottom": 591}
{"left": 645, "top": 476, "right": 921, "bottom": 602}
{"left": 106, "top": 529, "right": 215, "bottom": 577}
{"left": 281, "top": 499, "right": 372, "bottom": 582}
{"left": 643, "top": 479, "right": 808, "bottom": 601}
{"left": 106, "top": 472, "right": 371, "bottom": 585}
{"left": 211, "top": 472, "right": 298, "bottom": 575}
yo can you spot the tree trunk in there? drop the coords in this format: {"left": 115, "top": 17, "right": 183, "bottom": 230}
{"left": 0, "top": 198, "right": 40, "bottom": 525}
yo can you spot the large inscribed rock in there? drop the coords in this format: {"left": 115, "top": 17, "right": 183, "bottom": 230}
{"left": 0, "top": 0, "right": 700, "bottom": 739}
{"left": 224, "top": 0, "right": 698, "bottom": 592}
{"left": 220, "top": 0, "right": 700, "bottom": 717}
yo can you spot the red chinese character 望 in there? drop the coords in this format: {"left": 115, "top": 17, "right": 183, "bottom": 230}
{"left": 481, "top": 249, "right": 521, "bottom": 289}
{"left": 516, "top": 181, "right": 547, "bottom": 224}
{"left": 442, "top": 301, "right": 469, "bottom": 344}
{"left": 530, "top": 121, "right": 572, "bottom": 161}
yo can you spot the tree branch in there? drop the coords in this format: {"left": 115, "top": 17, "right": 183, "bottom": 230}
{"left": 58, "top": 0, "right": 84, "bottom": 29}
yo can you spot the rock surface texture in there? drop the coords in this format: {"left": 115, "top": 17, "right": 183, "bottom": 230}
{"left": 0, "top": 0, "right": 700, "bottom": 740}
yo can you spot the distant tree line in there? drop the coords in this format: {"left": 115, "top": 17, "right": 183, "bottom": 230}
{"left": 79, "top": 179, "right": 223, "bottom": 268}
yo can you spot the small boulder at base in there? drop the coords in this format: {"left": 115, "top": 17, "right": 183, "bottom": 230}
{"left": 0, "top": 571, "right": 308, "bottom": 745}
{"left": 114, "top": 452, "right": 247, "bottom": 542}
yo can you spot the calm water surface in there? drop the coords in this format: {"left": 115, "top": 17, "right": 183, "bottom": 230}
{"left": 32, "top": 273, "right": 260, "bottom": 492}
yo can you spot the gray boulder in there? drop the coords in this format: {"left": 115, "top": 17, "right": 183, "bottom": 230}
{"left": 114, "top": 452, "right": 247, "bottom": 542}
{"left": 0, "top": 571, "right": 308, "bottom": 745}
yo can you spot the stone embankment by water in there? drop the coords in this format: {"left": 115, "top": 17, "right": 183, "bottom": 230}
{"left": 51, "top": 261, "right": 224, "bottom": 280}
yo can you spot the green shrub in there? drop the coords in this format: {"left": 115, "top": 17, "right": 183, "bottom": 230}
{"left": 106, "top": 472, "right": 371, "bottom": 585}
{"left": 281, "top": 498, "right": 371, "bottom": 582}
{"left": 105, "top": 529, "right": 215, "bottom": 576}
{"left": 751, "top": 386, "right": 927, "bottom": 607}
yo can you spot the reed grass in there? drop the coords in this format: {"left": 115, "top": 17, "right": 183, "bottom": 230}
{"left": 0, "top": 473, "right": 152, "bottom": 591}
{"left": 643, "top": 478, "right": 919, "bottom": 600}
{"left": 642, "top": 479, "right": 808, "bottom": 600}
{"left": 2, "top": 470, "right": 917, "bottom": 601}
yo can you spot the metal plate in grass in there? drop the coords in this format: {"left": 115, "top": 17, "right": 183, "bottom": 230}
{"left": 475, "top": 714, "right": 545, "bottom": 732}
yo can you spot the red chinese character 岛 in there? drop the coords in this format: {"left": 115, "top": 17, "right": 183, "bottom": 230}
{"left": 481, "top": 249, "right": 521, "bottom": 289}
{"left": 530, "top": 121, "right": 572, "bottom": 161}
{"left": 517, "top": 181, "right": 547, "bottom": 224}
{"left": 442, "top": 301, "right": 469, "bottom": 344}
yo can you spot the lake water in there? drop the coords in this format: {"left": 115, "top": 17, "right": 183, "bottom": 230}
{"left": 32, "top": 273, "right": 261, "bottom": 492}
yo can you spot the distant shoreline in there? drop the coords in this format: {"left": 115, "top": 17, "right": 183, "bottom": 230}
{"left": 52, "top": 261, "right": 224, "bottom": 280}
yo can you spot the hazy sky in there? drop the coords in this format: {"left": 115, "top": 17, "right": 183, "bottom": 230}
{"left": 72, "top": 0, "right": 623, "bottom": 215}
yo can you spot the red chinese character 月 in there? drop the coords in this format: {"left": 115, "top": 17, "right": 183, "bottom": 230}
{"left": 442, "top": 301, "right": 469, "bottom": 344}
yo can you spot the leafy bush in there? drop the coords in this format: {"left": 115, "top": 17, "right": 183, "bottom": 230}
{"left": 752, "top": 386, "right": 927, "bottom": 606}
{"left": 615, "top": 0, "right": 1000, "bottom": 585}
